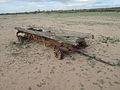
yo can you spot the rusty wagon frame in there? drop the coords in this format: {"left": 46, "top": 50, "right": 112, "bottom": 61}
{"left": 15, "top": 26, "right": 94, "bottom": 59}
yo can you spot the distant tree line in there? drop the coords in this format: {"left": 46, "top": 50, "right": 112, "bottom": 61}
{"left": 0, "top": 7, "right": 120, "bottom": 15}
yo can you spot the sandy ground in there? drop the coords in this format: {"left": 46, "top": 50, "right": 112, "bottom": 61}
{"left": 0, "top": 12, "right": 120, "bottom": 90}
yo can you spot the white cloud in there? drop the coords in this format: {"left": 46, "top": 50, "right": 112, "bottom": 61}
{"left": 112, "top": 2, "right": 120, "bottom": 5}
{"left": 0, "top": 0, "right": 12, "bottom": 2}
{"left": 0, "top": 0, "right": 93, "bottom": 3}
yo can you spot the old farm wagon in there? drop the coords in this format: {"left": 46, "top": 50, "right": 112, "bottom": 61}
{"left": 15, "top": 26, "right": 94, "bottom": 59}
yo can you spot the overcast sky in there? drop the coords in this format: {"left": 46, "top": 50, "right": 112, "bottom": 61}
{"left": 0, "top": 0, "right": 120, "bottom": 13}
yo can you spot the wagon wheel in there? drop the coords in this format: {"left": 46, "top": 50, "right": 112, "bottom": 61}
{"left": 54, "top": 48, "right": 64, "bottom": 60}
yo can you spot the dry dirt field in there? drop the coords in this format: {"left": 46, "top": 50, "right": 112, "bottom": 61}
{"left": 0, "top": 12, "right": 120, "bottom": 90}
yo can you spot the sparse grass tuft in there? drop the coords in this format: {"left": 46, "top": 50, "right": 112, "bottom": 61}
{"left": 116, "top": 62, "right": 120, "bottom": 66}
{"left": 70, "top": 55, "right": 76, "bottom": 61}
{"left": 97, "top": 70, "right": 101, "bottom": 73}
{"left": 80, "top": 88, "right": 84, "bottom": 90}
{"left": 99, "top": 35, "right": 120, "bottom": 44}
{"left": 87, "top": 57, "right": 93, "bottom": 60}
{"left": 12, "top": 41, "right": 30, "bottom": 48}
{"left": 115, "top": 59, "right": 120, "bottom": 66}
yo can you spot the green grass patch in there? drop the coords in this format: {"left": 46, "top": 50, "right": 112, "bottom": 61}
{"left": 115, "top": 59, "right": 120, "bottom": 66}
{"left": 80, "top": 88, "right": 84, "bottom": 90}
{"left": 24, "top": 12, "right": 120, "bottom": 19}
{"left": 62, "top": 20, "right": 114, "bottom": 26}
{"left": 99, "top": 35, "right": 120, "bottom": 44}
{"left": 12, "top": 41, "right": 30, "bottom": 48}
{"left": 70, "top": 55, "right": 76, "bottom": 61}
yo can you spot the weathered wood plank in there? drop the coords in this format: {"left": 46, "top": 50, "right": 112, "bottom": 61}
{"left": 15, "top": 26, "right": 94, "bottom": 45}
